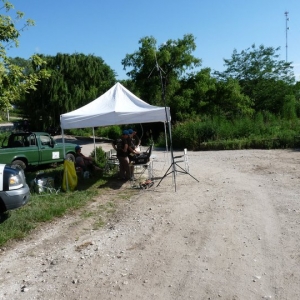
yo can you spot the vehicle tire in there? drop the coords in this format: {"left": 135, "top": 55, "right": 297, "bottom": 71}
{"left": 65, "top": 153, "right": 75, "bottom": 162}
{"left": 11, "top": 159, "right": 27, "bottom": 170}
{"left": 0, "top": 200, "right": 7, "bottom": 214}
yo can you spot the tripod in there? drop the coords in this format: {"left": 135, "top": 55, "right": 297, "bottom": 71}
{"left": 149, "top": 54, "right": 199, "bottom": 191}
{"left": 156, "top": 135, "right": 199, "bottom": 191}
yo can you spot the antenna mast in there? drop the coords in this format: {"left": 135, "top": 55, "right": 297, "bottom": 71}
{"left": 285, "top": 11, "right": 289, "bottom": 62}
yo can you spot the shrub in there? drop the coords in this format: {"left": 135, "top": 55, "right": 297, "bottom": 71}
{"left": 90, "top": 146, "right": 107, "bottom": 169}
{"left": 95, "top": 126, "right": 122, "bottom": 140}
{"left": 67, "top": 128, "right": 92, "bottom": 137}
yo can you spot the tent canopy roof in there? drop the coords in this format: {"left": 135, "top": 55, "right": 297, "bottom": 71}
{"left": 60, "top": 82, "right": 170, "bottom": 129}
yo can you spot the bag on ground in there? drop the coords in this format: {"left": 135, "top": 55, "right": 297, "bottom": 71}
{"left": 62, "top": 160, "right": 78, "bottom": 191}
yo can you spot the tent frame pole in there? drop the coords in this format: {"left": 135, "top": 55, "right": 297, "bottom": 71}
{"left": 61, "top": 128, "right": 69, "bottom": 191}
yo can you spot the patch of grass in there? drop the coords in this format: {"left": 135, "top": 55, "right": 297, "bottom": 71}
{"left": 0, "top": 165, "right": 128, "bottom": 247}
{"left": 81, "top": 210, "right": 95, "bottom": 218}
{"left": 117, "top": 189, "right": 137, "bottom": 201}
{"left": 0, "top": 190, "right": 98, "bottom": 246}
{"left": 93, "top": 218, "right": 106, "bottom": 230}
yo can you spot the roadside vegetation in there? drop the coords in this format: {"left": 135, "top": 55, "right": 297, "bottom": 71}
{"left": 163, "top": 113, "right": 300, "bottom": 150}
{"left": 64, "top": 113, "right": 300, "bottom": 151}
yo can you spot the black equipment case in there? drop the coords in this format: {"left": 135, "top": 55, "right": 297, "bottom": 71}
{"left": 131, "top": 145, "right": 153, "bottom": 165}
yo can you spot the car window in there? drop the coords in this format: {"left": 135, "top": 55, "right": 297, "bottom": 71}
{"left": 28, "top": 134, "right": 37, "bottom": 146}
{"left": 40, "top": 135, "right": 51, "bottom": 146}
{"left": 12, "top": 136, "right": 25, "bottom": 147}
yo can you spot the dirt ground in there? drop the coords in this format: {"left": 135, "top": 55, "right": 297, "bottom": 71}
{"left": 0, "top": 142, "right": 300, "bottom": 300}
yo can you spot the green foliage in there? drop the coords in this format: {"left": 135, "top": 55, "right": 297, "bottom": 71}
{"left": 281, "top": 95, "right": 297, "bottom": 120}
{"left": 215, "top": 44, "right": 295, "bottom": 83}
{"left": 95, "top": 125, "right": 122, "bottom": 140}
{"left": 214, "top": 79, "right": 254, "bottom": 117}
{"left": 0, "top": 2, "right": 49, "bottom": 111}
{"left": 121, "top": 34, "right": 201, "bottom": 116}
{"left": 19, "top": 53, "right": 116, "bottom": 130}
{"left": 171, "top": 119, "right": 217, "bottom": 150}
{"left": 0, "top": 131, "right": 10, "bottom": 142}
{"left": 67, "top": 126, "right": 122, "bottom": 141}
{"left": 170, "top": 113, "right": 300, "bottom": 150}
{"left": 90, "top": 146, "right": 107, "bottom": 169}
{"left": 214, "top": 44, "right": 296, "bottom": 115}
{"left": 67, "top": 128, "right": 92, "bottom": 137}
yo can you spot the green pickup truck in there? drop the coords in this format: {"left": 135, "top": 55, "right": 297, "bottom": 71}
{"left": 0, "top": 132, "right": 76, "bottom": 170}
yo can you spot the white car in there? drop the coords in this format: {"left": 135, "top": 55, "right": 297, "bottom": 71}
{"left": 0, "top": 164, "right": 30, "bottom": 213}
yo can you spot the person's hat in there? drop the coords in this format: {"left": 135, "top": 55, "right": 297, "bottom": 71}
{"left": 128, "top": 129, "right": 133, "bottom": 134}
{"left": 122, "top": 130, "right": 129, "bottom": 135}
{"left": 75, "top": 145, "right": 82, "bottom": 151}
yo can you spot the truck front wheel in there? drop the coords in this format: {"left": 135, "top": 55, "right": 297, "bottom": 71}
{"left": 11, "top": 160, "right": 27, "bottom": 170}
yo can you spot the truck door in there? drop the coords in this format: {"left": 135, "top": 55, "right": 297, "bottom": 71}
{"left": 24, "top": 133, "right": 40, "bottom": 164}
{"left": 39, "top": 134, "right": 62, "bottom": 164}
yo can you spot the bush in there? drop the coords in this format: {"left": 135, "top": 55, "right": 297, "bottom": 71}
{"left": 95, "top": 126, "right": 122, "bottom": 140}
{"left": 90, "top": 146, "right": 107, "bottom": 169}
{"left": 67, "top": 128, "right": 92, "bottom": 137}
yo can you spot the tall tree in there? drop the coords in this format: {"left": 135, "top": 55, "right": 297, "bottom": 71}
{"left": 121, "top": 34, "right": 201, "bottom": 111}
{"left": 214, "top": 44, "right": 295, "bottom": 114}
{"left": 0, "top": 0, "right": 48, "bottom": 117}
{"left": 21, "top": 53, "right": 116, "bottom": 129}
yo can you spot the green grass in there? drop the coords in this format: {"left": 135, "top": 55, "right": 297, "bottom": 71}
{"left": 0, "top": 184, "right": 97, "bottom": 246}
{"left": 0, "top": 165, "right": 137, "bottom": 247}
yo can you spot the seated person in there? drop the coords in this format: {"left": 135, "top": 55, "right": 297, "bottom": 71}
{"left": 127, "top": 128, "right": 140, "bottom": 160}
{"left": 75, "top": 145, "right": 101, "bottom": 173}
{"left": 112, "top": 130, "right": 131, "bottom": 180}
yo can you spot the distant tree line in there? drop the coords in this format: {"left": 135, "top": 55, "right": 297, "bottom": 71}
{"left": 10, "top": 35, "right": 300, "bottom": 131}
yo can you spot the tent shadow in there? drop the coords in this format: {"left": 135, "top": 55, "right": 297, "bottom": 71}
{"left": 76, "top": 175, "right": 125, "bottom": 191}
{"left": 96, "top": 178, "right": 128, "bottom": 190}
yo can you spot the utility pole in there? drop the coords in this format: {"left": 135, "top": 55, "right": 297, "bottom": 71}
{"left": 285, "top": 11, "right": 289, "bottom": 62}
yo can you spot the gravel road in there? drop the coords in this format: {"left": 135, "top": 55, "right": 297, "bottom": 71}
{"left": 0, "top": 146, "right": 300, "bottom": 300}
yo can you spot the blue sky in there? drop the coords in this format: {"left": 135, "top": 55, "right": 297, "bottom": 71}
{"left": 5, "top": 0, "right": 300, "bottom": 81}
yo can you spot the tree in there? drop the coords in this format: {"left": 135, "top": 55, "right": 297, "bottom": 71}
{"left": 215, "top": 44, "right": 294, "bottom": 83}
{"left": 169, "top": 68, "right": 254, "bottom": 121}
{"left": 21, "top": 53, "right": 116, "bottom": 129}
{"left": 170, "top": 68, "right": 217, "bottom": 120}
{"left": 213, "top": 78, "right": 254, "bottom": 118}
{"left": 214, "top": 44, "right": 295, "bottom": 114}
{"left": 121, "top": 34, "right": 201, "bottom": 110}
{"left": 0, "top": 1, "right": 48, "bottom": 117}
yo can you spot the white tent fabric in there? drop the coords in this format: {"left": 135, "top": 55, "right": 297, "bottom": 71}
{"left": 60, "top": 82, "right": 171, "bottom": 129}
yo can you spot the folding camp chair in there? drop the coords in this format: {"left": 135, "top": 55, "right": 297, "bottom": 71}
{"left": 104, "top": 149, "right": 119, "bottom": 174}
{"left": 130, "top": 145, "right": 154, "bottom": 186}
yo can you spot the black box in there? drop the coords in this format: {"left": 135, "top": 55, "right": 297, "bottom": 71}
{"left": 132, "top": 153, "right": 149, "bottom": 164}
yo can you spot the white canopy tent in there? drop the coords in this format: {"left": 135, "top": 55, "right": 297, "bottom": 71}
{"left": 60, "top": 82, "right": 171, "bottom": 129}
{"left": 60, "top": 82, "right": 171, "bottom": 156}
